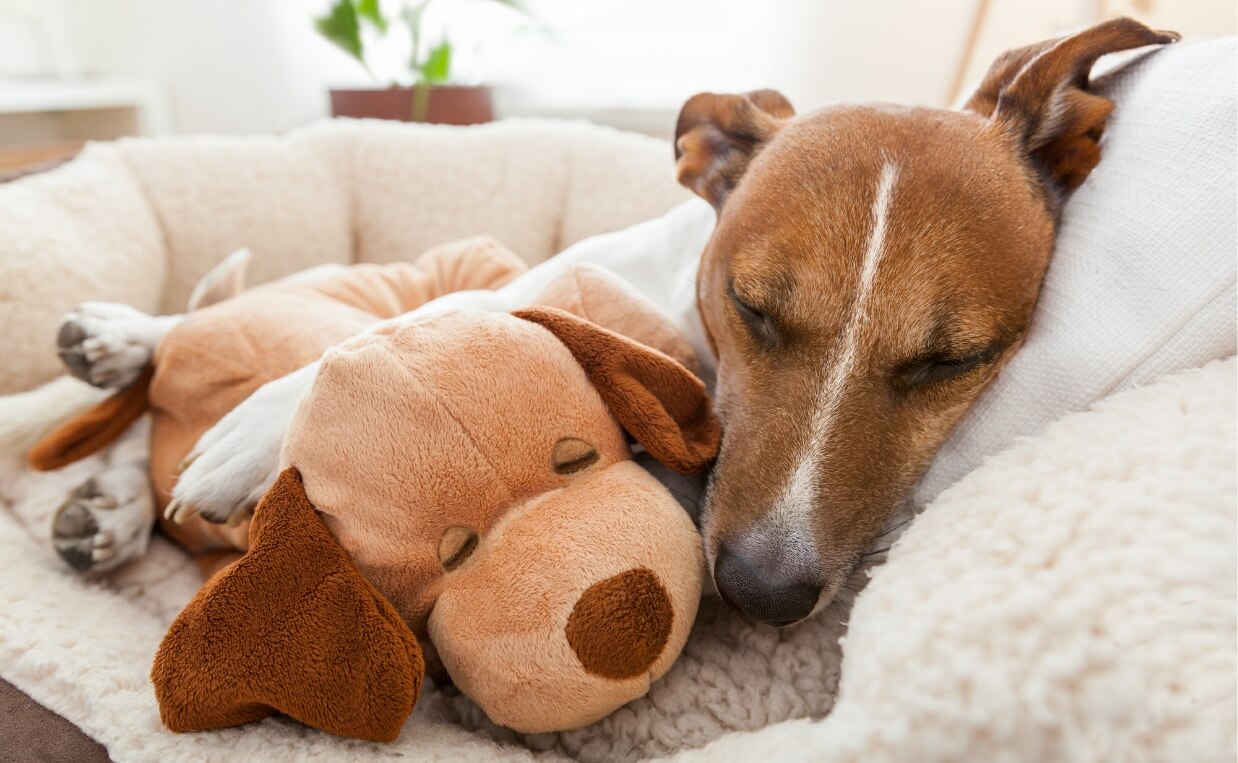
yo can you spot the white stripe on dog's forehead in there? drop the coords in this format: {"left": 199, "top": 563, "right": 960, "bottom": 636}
{"left": 766, "top": 161, "right": 899, "bottom": 543}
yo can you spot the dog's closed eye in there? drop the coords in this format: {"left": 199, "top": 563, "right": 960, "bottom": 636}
{"left": 552, "top": 437, "right": 599, "bottom": 475}
{"left": 899, "top": 354, "right": 984, "bottom": 386}
{"left": 728, "top": 283, "right": 779, "bottom": 347}
{"left": 894, "top": 341, "right": 1006, "bottom": 391}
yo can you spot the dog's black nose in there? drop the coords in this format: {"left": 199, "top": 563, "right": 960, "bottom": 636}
{"left": 713, "top": 544, "right": 821, "bottom": 626}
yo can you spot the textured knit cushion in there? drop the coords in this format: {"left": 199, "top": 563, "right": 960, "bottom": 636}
{"left": 916, "top": 37, "right": 1238, "bottom": 505}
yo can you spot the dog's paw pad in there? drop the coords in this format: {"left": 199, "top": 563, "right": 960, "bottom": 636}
{"left": 56, "top": 319, "right": 87, "bottom": 352}
{"left": 51, "top": 473, "right": 153, "bottom": 576}
{"left": 52, "top": 501, "right": 100, "bottom": 573}
{"left": 55, "top": 304, "right": 158, "bottom": 390}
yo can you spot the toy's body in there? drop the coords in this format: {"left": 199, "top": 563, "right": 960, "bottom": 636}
{"left": 33, "top": 240, "right": 717, "bottom": 740}
{"left": 148, "top": 239, "right": 531, "bottom": 558}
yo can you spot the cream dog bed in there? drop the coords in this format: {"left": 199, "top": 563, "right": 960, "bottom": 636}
{"left": 0, "top": 38, "right": 1234, "bottom": 762}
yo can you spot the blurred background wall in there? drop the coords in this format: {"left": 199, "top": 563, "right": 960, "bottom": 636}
{"left": 0, "top": 0, "right": 1233, "bottom": 145}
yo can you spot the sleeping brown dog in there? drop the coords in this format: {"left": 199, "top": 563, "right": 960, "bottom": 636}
{"left": 674, "top": 19, "right": 1179, "bottom": 624}
{"left": 31, "top": 240, "right": 717, "bottom": 740}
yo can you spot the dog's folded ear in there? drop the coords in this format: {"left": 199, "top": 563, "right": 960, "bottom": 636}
{"left": 514, "top": 306, "right": 720, "bottom": 475}
{"left": 674, "top": 89, "right": 795, "bottom": 209}
{"left": 965, "top": 17, "right": 1178, "bottom": 200}
{"left": 151, "top": 468, "right": 424, "bottom": 742}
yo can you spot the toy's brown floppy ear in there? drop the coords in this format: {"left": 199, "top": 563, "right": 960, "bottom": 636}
{"left": 965, "top": 17, "right": 1178, "bottom": 201}
{"left": 514, "top": 306, "right": 720, "bottom": 475}
{"left": 152, "top": 468, "right": 423, "bottom": 742}
{"left": 530, "top": 263, "right": 701, "bottom": 375}
{"left": 675, "top": 89, "right": 795, "bottom": 209}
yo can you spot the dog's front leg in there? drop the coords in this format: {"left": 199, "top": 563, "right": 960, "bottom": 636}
{"left": 56, "top": 302, "right": 182, "bottom": 389}
{"left": 167, "top": 361, "right": 317, "bottom": 526}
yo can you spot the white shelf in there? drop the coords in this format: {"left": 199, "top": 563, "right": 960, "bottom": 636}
{"left": 0, "top": 76, "right": 171, "bottom": 141}
{"left": 0, "top": 78, "right": 152, "bottom": 111}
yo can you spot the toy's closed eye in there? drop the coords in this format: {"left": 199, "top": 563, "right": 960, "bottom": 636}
{"left": 439, "top": 525, "right": 479, "bottom": 571}
{"left": 552, "top": 437, "right": 598, "bottom": 475}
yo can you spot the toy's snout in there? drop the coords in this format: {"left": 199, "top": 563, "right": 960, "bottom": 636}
{"left": 567, "top": 568, "right": 674, "bottom": 680}
{"left": 427, "top": 460, "right": 703, "bottom": 733}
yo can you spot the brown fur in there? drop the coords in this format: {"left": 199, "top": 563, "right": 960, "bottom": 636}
{"left": 967, "top": 18, "right": 1180, "bottom": 202}
{"left": 674, "top": 19, "right": 1177, "bottom": 622}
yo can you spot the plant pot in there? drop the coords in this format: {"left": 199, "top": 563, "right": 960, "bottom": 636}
{"left": 328, "top": 85, "right": 493, "bottom": 125}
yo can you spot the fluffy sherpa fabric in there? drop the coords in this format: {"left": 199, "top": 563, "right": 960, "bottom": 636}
{"left": 0, "top": 358, "right": 1231, "bottom": 762}
{"left": 0, "top": 119, "right": 691, "bottom": 394}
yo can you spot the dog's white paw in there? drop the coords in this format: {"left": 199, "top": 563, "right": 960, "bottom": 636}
{"left": 52, "top": 465, "right": 155, "bottom": 576}
{"left": 167, "top": 364, "right": 315, "bottom": 525}
{"left": 56, "top": 302, "right": 177, "bottom": 389}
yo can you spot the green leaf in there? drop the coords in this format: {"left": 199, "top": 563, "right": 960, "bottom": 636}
{"left": 355, "top": 0, "right": 388, "bottom": 32}
{"left": 314, "top": 0, "right": 363, "bottom": 61}
{"left": 420, "top": 39, "right": 452, "bottom": 84}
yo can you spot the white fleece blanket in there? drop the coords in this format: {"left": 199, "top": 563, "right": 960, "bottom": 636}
{"left": 1, "top": 358, "right": 1232, "bottom": 762}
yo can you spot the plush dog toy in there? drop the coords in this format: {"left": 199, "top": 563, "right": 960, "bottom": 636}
{"left": 30, "top": 239, "right": 717, "bottom": 740}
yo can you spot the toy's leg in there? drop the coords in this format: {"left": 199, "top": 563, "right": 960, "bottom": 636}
{"left": 51, "top": 423, "right": 155, "bottom": 575}
{"left": 56, "top": 302, "right": 181, "bottom": 389}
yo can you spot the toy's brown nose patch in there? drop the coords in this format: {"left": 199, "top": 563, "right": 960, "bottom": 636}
{"left": 566, "top": 568, "right": 673, "bottom": 680}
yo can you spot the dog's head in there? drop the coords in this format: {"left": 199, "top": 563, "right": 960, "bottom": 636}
{"left": 674, "top": 19, "right": 1178, "bottom": 625}
{"left": 153, "top": 269, "right": 717, "bottom": 739}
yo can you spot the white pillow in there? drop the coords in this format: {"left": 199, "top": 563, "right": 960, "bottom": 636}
{"left": 916, "top": 36, "right": 1238, "bottom": 506}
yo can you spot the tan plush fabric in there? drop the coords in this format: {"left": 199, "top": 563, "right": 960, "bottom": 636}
{"left": 151, "top": 239, "right": 528, "bottom": 554}
{"left": 30, "top": 240, "right": 712, "bottom": 738}
{"left": 281, "top": 291, "right": 711, "bottom": 733}
{"left": 512, "top": 307, "right": 718, "bottom": 476}
{"left": 0, "top": 119, "right": 690, "bottom": 395}
{"left": 149, "top": 263, "right": 712, "bottom": 735}
{"left": 427, "top": 460, "right": 702, "bottom": 732}
{"left": 28, "top": 238, "right": 529, "bottom": 555}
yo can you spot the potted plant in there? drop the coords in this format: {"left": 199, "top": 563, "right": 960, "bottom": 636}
{"left": 314, "top": 0, "right": 530, "bottom": 124}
